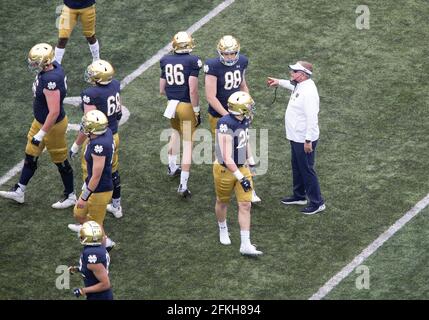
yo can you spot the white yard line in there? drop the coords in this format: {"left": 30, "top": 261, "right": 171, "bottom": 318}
{"left": 0, "top": 0, "right": 235, "bottom": 187}
{"left": 309, "top": 193, "right": 429, "bottom": 300}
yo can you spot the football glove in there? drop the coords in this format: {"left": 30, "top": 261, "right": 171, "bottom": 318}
{"left": 73, "top": 288, "right": 83, "bottom": 298}
{"left": 69, "top": 142, "right": 79, "bottom": 159}
{"left": 240, "top": 177, "right": 252, "bottom": 192}
{"left": 68, "top": 266, "right": 79, "bottom": 275}
{"left": 31, "top": 130, "right": 46, "bottom": 146}
{"left": 195, "top": 112, "right": 201, "bottom": 127}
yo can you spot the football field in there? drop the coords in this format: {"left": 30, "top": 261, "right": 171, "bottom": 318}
{"left": 0, "top": 0, "right": 428, "bottom": 299}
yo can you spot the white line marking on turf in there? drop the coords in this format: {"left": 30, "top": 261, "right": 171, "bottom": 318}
{"left": 0, "top": 0, "right": 235, "bottom": 186}
{"left": 0, "top": 160, "right": 24, "bottom": 187}
{"left": 309, "top": 193, "right": 429, "bottom": 300}
{"left": 120, "top": 0, "right": 235, "bottom": 89}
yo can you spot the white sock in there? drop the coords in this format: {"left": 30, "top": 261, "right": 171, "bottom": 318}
{"left": 168, "top": 155, "right": 178, "bottom": 171}
{"left": 105, "top": 237, "right": 114, "bottom": 248}
{"left": 112, "top": 198, "right": 121, "bottom": 208}
{"left": 89, "top": 40, "right": 100, "bottom": 61}
{"left": 54, "top": 47, "right": 65, "bottom": 64}
{"left": 17, "top": 183, "right": 26, "bottom": 192}
{"left": 240, "top": 230, "right": 251, "bottom": 246}
{"left": 218, "top": 220, "right": 228, "bottom": 231}
{"left": 180, "top": 171, "right": 189, "bottom": 189}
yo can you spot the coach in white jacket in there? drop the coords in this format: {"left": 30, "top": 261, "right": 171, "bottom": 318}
{"left": 268, "top": 61, "right": 325, "bottom": 215}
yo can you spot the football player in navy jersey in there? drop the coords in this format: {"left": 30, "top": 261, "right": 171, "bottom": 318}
{"left": 55, "top": 0, "right": 100, "bottom": 64}
{"left": 69, "top": 60, "right": 123, "bottom": 218}
{"left": 160, "top": 31, "right": 202, "bottom": 198}
{"left": 69, "top": 220, "right": 113, "bottom": 300}
{"left": 0, "top": 43, "right": 75, "bottom": 209}
{"left": 68, "top": 110, "right": 115, "bottom": 251}
{"left": 213, "top": 91, "right": 262, "bottom": 256}
{"left": 204, "top": 35, "right": 261, "bottom": 203}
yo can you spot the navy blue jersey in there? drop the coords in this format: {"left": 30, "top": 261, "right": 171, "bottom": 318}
{"left": 81, "top": 79, "right": 121, "bottom": 134}
{"left": 85, "top": 128, "right": 114, "bottom": 193}
{"left": 160, "top": 53, "right": 202, "bottom": 102}
{"left": 64, "top": 0, "right": 95, "bottom": 9}
{"left": 204, "top": 55, "right": 248, "bottom": 117}
{"left": 79, "top": 245, "right": 113, "bottom": 300}
{"left": 32, "top": 61, "right": 66, "bottom": 124}
{"left": 215, "top": 114, "right": 250, "bottom": 167}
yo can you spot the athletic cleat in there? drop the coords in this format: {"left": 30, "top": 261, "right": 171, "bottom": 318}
{"left": 168, "top": 166, "right": 181, "bottom": 177}
{"left": 251, "top": 190, "right": 261, "bottom": 203}
{"left": 0, "top": 184, "right": 25, "bottom": 204}
{"left": 68, "top": 223, "right": 82, "bottom": 233}
{"left": 107, "top": 204, "right": 123, "bottom": 218}
{"left": 219, "top": 229, "right": 231, "bottom": 245}
{"left": 52, "top": 192, "right": 77, "bottom": 209}
{"left": 240, "top": 243, "right": 263, "bottom": 256}
{"left": 177, "top": 185, "right": 191, "bottom": 198}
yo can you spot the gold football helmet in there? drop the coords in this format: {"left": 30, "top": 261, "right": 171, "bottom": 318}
{"left": 227, "top": 91, "right": 255, "bottom": 119}
{"left": 80, "top": 221, "right": 103, "bottom": 246}
{"left": 85, "top": 59, "right": 115, "bottom": 85}
{"left": 217, "top": 35, "right": 240, "bottom": 66}
{"left": 82, "top": 110, "right": 108, "bottom": 136}
{"left": 172, "top": 31, "right": 195, "bottom": 53}
{"left": 28, "top": 43, "right": 55, "bottom": 72}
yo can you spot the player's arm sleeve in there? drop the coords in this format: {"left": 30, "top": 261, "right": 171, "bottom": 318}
{"left": 190, "top": 56, "right": 202, "bottom": 77}
{"left": 160, "top": 58, "right": 166, "bottom": 79}
{"left": 204, "top": 60, "right": 217, "bottom": 77}
{"left": 81, "top": 90, "right": 97, "bottom": 109}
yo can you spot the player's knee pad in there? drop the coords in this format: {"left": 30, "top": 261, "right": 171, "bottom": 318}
{"left": 56, "top": 159, "right": 73, "bottom": 175}
{"left": 112, "top": 171, "right": 121, "bottom": 189}
{"left": 24, "top": 154, "right": 38, "bottom": 171}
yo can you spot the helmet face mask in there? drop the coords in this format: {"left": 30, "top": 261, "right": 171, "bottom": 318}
{"left": 217, "top": 35, "right": 240, "bottom": 66}
{"left": 227, "top": 91, "right": 255, "bottom": 119}
{"left": 172, "top": 31, "right": 195, "bottom": 54}
{"left": 81, "top": 110, "right": 108, "bottom": 136}
{"left": 27, "top": 43, "right": 54, "bottom": 73}
{"left": 80, "top": 221, "right": 103, "bottom": 246}
{"left": 85, "top": 60, "right": 115, "bottom": 85}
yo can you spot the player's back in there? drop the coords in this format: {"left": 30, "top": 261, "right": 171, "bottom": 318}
{"left": 160, "top": 53, "right": 201, "bottom": 103}
{"left": 81, "top": 79, "right": 121, "bottom": 134}
{"left": 79, "top": 245, "right": 113, "bottom": 300}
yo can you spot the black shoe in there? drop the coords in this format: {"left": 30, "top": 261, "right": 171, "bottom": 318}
{"left": 177, "top": 185, "right": 191, "bottom": 199}
{"left": 167, "top": 166, "right": 181, "bottom": 177}
{"left": 281, "top": 196, "right": 307, "bottom": 205}
{"left": 301, "top": 203, "right": 326, "bottom": 215}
